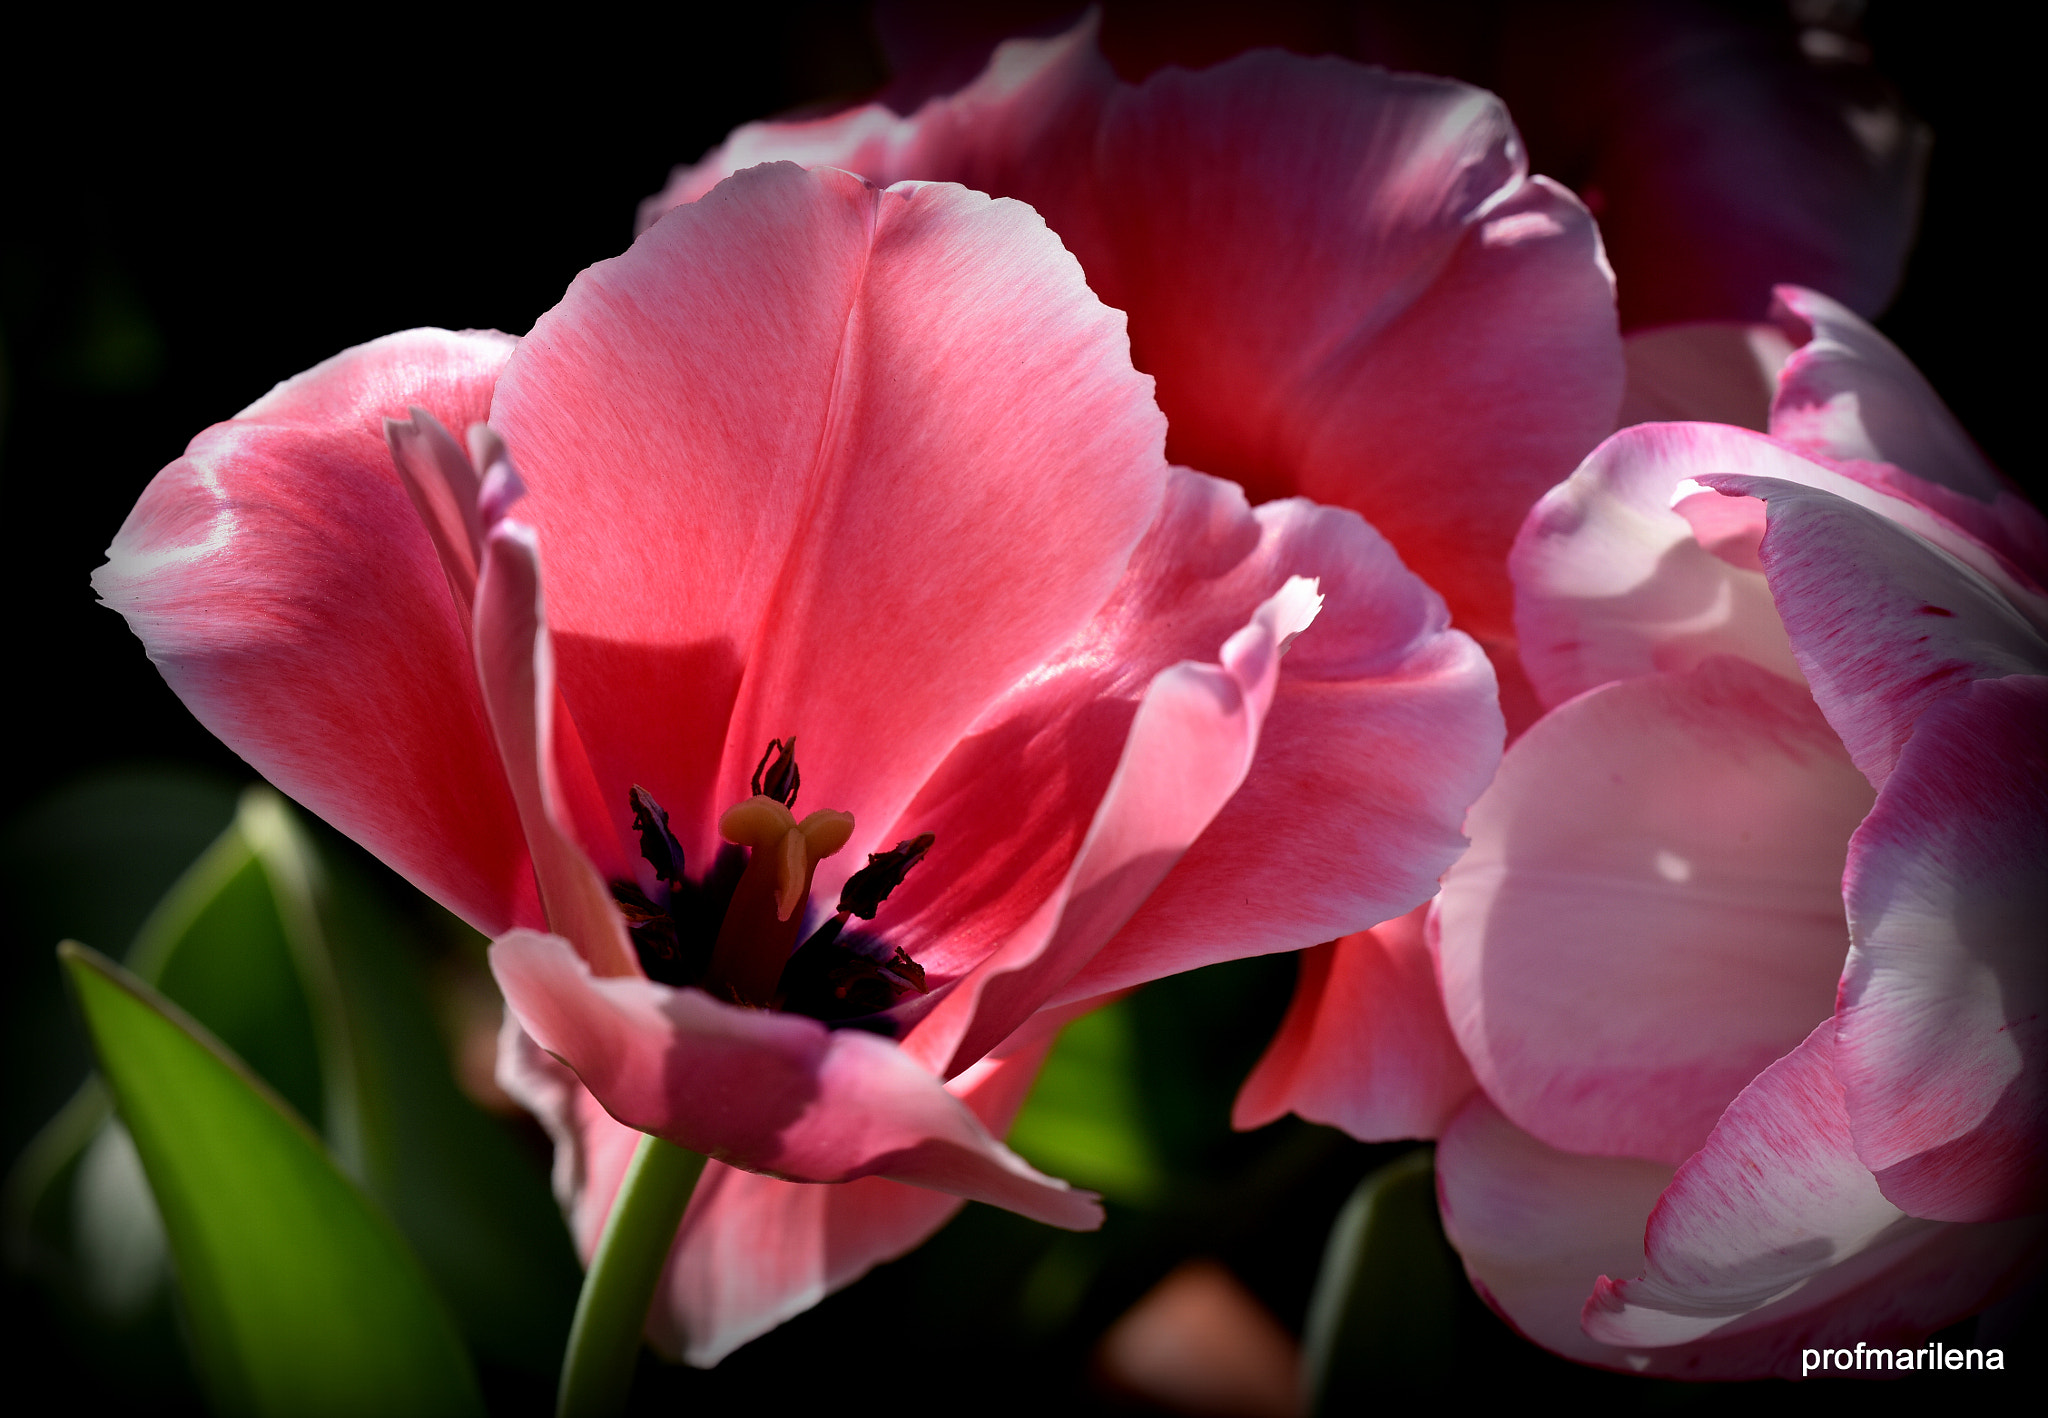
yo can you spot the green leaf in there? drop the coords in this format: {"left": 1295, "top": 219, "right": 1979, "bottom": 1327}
{"left": 61, "top": 940, "right": 482, "bottom": 1417}
{"left": 303, "top": 826, "right": 581, "bottom": 1374}
{"left": 1006, "top": 999, "right": 1165, "bottom": 1206}
{"left": 1302, "top": 1147, "right": 1457, "bottom": 1412}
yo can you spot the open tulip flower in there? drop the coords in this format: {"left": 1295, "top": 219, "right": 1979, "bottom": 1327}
{"left": 95, "top": 160, "right": 1499, "bottom": 1362}
{"left": 1246, "top": 285, "right": 2045, "bottom": 1374}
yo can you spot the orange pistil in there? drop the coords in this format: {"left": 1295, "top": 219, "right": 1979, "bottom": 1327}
{"left": 704, "top": 794, "right": 854, "bottom": 1006}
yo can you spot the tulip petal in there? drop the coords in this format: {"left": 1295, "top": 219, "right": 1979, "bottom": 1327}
{"left": 906, "top": 560, "right": 1321, "bottom": 1077}
{"left": 861, "top": 472, "right": 1494, "bottom": 1039}
{"left": 647, "top": 1008, "right": 1065, "bottom": 1366}
{"left": 488, "top": 931, "right": 1098, "bottom": 1229}
{"left": 1765, "top": 286, "right": 2048, "bottom": 586}
{"left": 94, "top": 328, "right": 541, "bottom": 936}
{"left": 1510, "top": 423, "right": 1813, "bottom": 710}
{"left": 1436, "top": 657, "right": 1873, "bottom": 1165}
{"left": 1435, "top": 1095, "right": 1672, "bottom": 1368}
{"left": 1582, "top": 1022, "right": 2048, "bottom": 1360}
{"left": 1836, "top": 674, "right": 2048, "bottom": 1221}
{"left": 1701, "top": 474, "right": 2048, "bottom": 792}
{"left": 1232, "top": 904, "right": 1475, "bottom": 1141}
{"left": 492, "top": 163, "right": 1167, "bottom": 871}
{"left": 1583, "top": 1023, "right": 1917, "bottom": 1346}
{"left": 1437, "top": 1091, "right": 2046, "bottom": 1379}
{"left": 652, "top": 20, "right": 1623, "bottom": 645}
{"left": 473, "top": 525, "right": 638, "bottom": 978}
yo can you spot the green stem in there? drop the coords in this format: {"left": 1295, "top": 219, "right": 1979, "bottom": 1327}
{"left": 557, "top": 1133, "right": 707, "bottom": 1418}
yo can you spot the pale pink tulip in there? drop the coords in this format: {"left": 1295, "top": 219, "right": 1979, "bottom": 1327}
{"left": 97, "top": 161, "right": 1499, "bottom": 1360}
{"left": 1249, "top": 286, "right": 2045, "bottom": 1374}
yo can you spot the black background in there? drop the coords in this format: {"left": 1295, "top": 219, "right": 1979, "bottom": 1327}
{"left": 2, "top": 2, "right": 2035, "bottom": 1411}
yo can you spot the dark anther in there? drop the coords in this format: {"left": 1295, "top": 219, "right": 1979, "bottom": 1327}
{"left": 838, "top": 833, "right": 935, "bottom": 919}
{"left": 611, "top": 880, "right": 689, "bottom": 984}
{"left": 629, "top": 785, "right": 687, "bottom": 889}
{"left": 752, "top": 737, "right": 801, "bottom": 806}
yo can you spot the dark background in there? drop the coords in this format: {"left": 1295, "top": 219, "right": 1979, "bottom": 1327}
{"left": 2, "top": 2, "right": 2035, "bottom": 1411}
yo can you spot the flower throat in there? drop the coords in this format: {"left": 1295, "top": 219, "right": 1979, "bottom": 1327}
{"left": 609, "top": 739, "right": 932, "bottom": 1024}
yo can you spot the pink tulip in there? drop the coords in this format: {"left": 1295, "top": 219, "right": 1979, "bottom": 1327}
{"left": 96, "top": 161, "right": 1499, "bottom": 1361}
{"left": 1246, "top": 285, "right": 2045, "bottom": 1374}
{"left": 862, "top": 0, "right": 1927, "bottom": 331}
{"left": 640, "top": 10, "right": 1624, "bottom": 669}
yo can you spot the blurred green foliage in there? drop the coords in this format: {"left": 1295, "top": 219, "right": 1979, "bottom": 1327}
{"left": 63, "top": 942, "right": 483, "bottom": 1416}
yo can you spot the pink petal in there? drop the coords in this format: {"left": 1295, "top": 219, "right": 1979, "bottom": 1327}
{"left": 1435, "top": 657, "right": 1873, "bottom": 1165}
{"left": 647, "top": 1007, "right": 1067, "bottom": 1365}
{"left": 93, "top": 328, "right": 540, "bottom": 936}
{"left": 844, "top": 473, "right": 1493, "bottom": 1029}
{"left": 472, "top": 524, "right": 638, "bottom": 977}
{"left": 1615, "top": 321, "right": 1793, "bottom": 431}
{"left": 1510, "top": 422, "right": 1813, "bottom": 711}
{"left": 1584, "top": 1022, "right": 2048, "bottom": 1358}
{"left": 1584, "top": 1022, "right": 1914, "bottom": 1346}
{"left": 653, "top": 20, "right": 1623, "bottom": 646}
{"left": 1435, "top": 1094, "right": 1672, "bottom": 1368}
{"left": 1836, "top": 674, "right": 2048, "bottom": 1221}
{"left": 488, "top": 930, "right": 1098, "bottom": 1229}
{"left": 1769, "top": 285, "right": 2004, "bottom": 503}
{"left": 1701, "top": 473, "right": 2048, "bottom": 793}
{"left": 1763, "top": 286, "right": 2048, "bottom": 586}
{"left": 1053, "top": 488, "right": 1500, "bottom": 1005}
{"left": 1437, "top": 1091, "right": 2046, "bottom": 1378}
{"left": 495, "top": 1013, "right": 642, "bottom": 1261}
{"left": 1232, "top": 904, "right": 1475, "bottom": 1141}
{"left": 491, "top": 162, "right": 1167, "bottom": 870}
{"left": 904, "top": 562, "right": 1322, "bottom": 1077}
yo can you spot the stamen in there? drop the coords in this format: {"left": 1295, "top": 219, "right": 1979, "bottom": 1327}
{"left": 629, "top": 784, "right": 686, "bottom": 890}
{"left": 839, "top": 833, "right": 936, "bottom": 919}
{"left": 707, "top": 771, "right": 853, "bottom": 1006}
{"left": 752, "top": 737, "right": 801, "bottom": 807}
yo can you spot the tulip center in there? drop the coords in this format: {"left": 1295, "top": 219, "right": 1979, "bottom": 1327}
{"left": 609, "top": 739, "right": 933, "bottom": 1021}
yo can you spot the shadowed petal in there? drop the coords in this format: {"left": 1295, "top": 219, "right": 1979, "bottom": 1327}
{"left": 93, "top": 328, "right": 540, "bottom": 935}
{"left": 489, "top": 931, "right": 1098, "bottom": 1228}
{"left": 1232, "top": 904, "right": 1475, "bottom": 1140}
{"left": 1702, "top": 473, "right": 2048, "bottom": 792}
{"left": 473, "top": 524, "right": 638, "bottom": 977}
{"left": 647, "top": 1007, "right": 1068, "bottom": 1366}
{"left": 1436, "top": 658, "right": 1872, "bottom": 1165}
{"left": 1837, "top": 674, "right": 2048, "bottom": 1221}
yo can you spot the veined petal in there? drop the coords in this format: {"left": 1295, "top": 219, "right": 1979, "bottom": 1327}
{"left": 1615, "top": 321, "right": 1793, "bottom": 431}
{"left": 1837, "top": 674, "right": 2048, "bottom": 1221}
{"left": 1765, "top": 285, "right": 2048, "bottom": 587}
{"left": 1436, "top": 658, "right": 1871, "bottom": 1165}
{"left": 93, "top": 328, "right": 539, "bottom": 936}
{"left": 489, "top": 931, "right": 1098, "bottom": 1229}
{"left": 904, "top": 561, "right": 1321, "bottom": 1077}
{"left": 1231, "top": 904, "right": 1475, "bottom": 1141}
{"left": 491, "top": 163, "right": 1167, "bottom": 870}
{"left": 1583, "top": 1023, "right": 2048, "bottom": 1359}
{"left": 1436, "top": 1092, "right": 2043, "bottom": 1379}
{"left": 648, "top": 1007, "right": 1068, "bottom": 1366}
{"left": 859, "top": 472, "right": 1496, "bottom": 1035}
{"left": 1702, "top": 473, "right": 2048, "bottom": 792}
